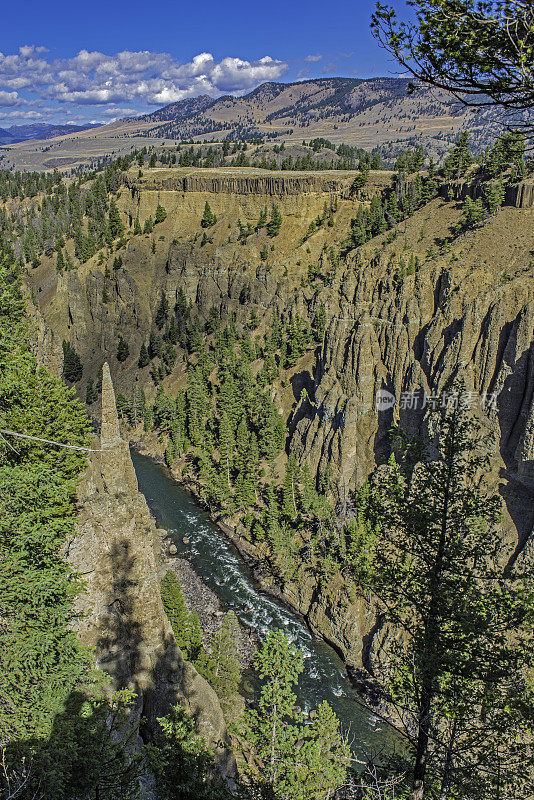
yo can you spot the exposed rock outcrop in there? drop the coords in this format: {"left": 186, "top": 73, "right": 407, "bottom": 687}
{"left": 69, "top": 364, "right": 232, "bottom": 772}
{"left": 441, "top": 178, "right": 534, "bottom": 209}
{"left": 123, "top": 171, "right": 357, "bottom": 197}
{"left": 290, "top": 256, "right": 534, "bottom": 548}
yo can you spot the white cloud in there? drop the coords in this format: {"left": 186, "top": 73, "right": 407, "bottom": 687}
{"left": 18, "top": 45, "right": 49, "bottom": 58}
{"left": 100, "top": 106, "right": 141, "bottom": 118}
{"left": 0, "top": 90, "right": 21, "bottom": 107}
{"left": 0, "top": 109, "right": 44, "bottom": 120}
{"left": 0, "top": 46, "right": 289, "bottom": 112}
{"left": 305, "top": 54, "right": 322, "bottom": 63}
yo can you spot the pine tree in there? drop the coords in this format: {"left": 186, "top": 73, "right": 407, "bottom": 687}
{"left": 62, "top": 341, "right": 83, "bottom": 382}
{"left": 160, "top": 572, "right": 202, "bottom": 661}
{"left": 461, "top": 196, "right": 485, "bottom": 229}
{"left": 484, "top": 181, "right": 506, "bottom": 214}
{"left": 117, "top": 335, "right": 129, "bottom": 362}
{"left": 201, "top": 201, "right": 217, "bottom": 228}
{"left": 107, "top": 199, "right": 124, "bottom": 239}
{"left": 155, "top": 204, "right": 167, "bottom": 224}
{"left": 209, "top": 611, "right": 241, "bottom": 701}
{"left": 155, "top": 290, "right": 169, "bottom": 329}
{"left": 218, "top": 412, "right": 234, "bottom": 490}
{"left": 147, "top": 704, "right": 230, "bottom": 800}
{"left": 257, "top": 205, "right": 268, "bottom": 228}
{"left": 56, "top": 247, "right": 65, "bottom": 272}
{"left": 239, "top": 631, "right": 349, "bottom": 799}
{"left": 0, "top": 245, "right": 114, "bottom": 796}
{"left": 352, "top": 396, "right": 534, "bottom": 799}
{"left": 138, "top": 342, "right": 150, "bottom": 368}
{"left": 85, "top": 378, "right": 98, "bottom": 405}
{"left": 267, "top": 203, "right": 282, "bottom": 237}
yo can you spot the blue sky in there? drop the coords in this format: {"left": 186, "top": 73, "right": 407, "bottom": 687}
{"left": 0, "top": 0, "right": 410, "bottom": 127}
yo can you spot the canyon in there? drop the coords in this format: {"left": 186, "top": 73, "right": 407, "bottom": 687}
{"left": 25, "top": 165, "right": 534, "bottom": 679}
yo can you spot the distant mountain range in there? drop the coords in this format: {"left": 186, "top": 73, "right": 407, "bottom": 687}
{"left": 133, "top": 77, "right": 501, "bottom": 156}
{"left": 0, "top": 77, "right": 505, "bottom": 171}
{"left": 0, "top": 123, "right": 101, "bottom": 146}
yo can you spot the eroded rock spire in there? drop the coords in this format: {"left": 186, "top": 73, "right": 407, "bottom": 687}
{"left": 100, "top": 362, "right": 121, "bottom": 449}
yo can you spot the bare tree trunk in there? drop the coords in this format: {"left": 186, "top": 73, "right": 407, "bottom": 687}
{"left": 439, "top": 719, "right": 458, "bottom": 800}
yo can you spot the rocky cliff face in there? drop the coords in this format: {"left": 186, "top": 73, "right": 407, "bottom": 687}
{"left": 69, "top": 363, "right": 232, "bottom": 770}
{"left": 290, "top": 219, "right": 534, "bottom": 553}
{"left": 442, "top": 178, "right": 534, "bottom": 209}
{"left": 123, "top": 170, "right": 357, "bottom": 197}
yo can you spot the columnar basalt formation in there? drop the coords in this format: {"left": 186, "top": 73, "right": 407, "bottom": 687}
{"left": 441, "top": 178, "right": 534, "bottom": 209}
{"left": 123, "top": 170, "right": 358, "bottom": 197}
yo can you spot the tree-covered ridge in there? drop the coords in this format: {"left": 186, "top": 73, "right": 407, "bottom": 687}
{"left": 0, "top": 159, "right": 129, "bottom": 269}
{"left": 0, "top": 241, "right": 94, "bottom": 786}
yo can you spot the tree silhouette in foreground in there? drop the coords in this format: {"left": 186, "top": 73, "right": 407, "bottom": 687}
{"left": 350, "top": 395, "right": 534, "bottom": 799}
{"left": 371, "top": 0, "right": 534, "bottom": 136}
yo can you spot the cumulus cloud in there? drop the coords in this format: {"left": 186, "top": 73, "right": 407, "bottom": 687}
{"left": 305, "top": 54, "right": 322, "bottom": 63}
{"left": 0, "top": 90, "right": 21, "bottom": 107}
{"left": 0, "top": 109, "right": 44, "bottom": 120}
{"left": 100, "top": 106, "right": 141, "bottom": 117}
{"left": 0, "top": 46, "right": 289, "bottom": 112}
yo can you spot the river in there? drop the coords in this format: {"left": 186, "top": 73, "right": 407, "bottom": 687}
{"left": 132, "top": 449, "right": 393, "bottom": 763}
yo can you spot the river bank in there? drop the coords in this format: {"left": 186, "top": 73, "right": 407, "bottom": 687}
{"left": 130, "top": 446, "right": 393, "bottom": 759}
{"left": 159, "top": 551, "right": 258, "bottom": 669}
{"left": 131, "top": 435, "right": 377, "bottom": 689}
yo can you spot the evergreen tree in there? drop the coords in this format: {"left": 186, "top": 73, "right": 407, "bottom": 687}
{"left": 107, "top": 199, "right": 124, "bottom": 239}
{"left": 484, "top": 181, "right": 506, "bottom": 214}
{"left": 56, "top": 247, "right": 65, "bottom": 272}
{"left": 239, "top": 631, "right": 349, "bottom": 799}
{"left": 351, "top": 396, "right": 534, "bottom": 799}
{"left": 147, "top": 703, "right": 230, "bottom": 800}
{"left": 443, "top": 132, "right": 473, "bottom": 178}
{"left": 207, "top": 611, "right": 241, "bottom": 702}
{"left": 148, "top": 330, "right": 163, "bottom": 359}
{"left": 85, "top": 378, "right": 98, "bottom": 405}
{"left": 461, "top": 196, "right": 485, "bottom": 229}
{"left": 62, "top": 341, "right": 83, "bottom": 382}
{"left": 267, "top": 204, "right": 282, "bottom": 237}
{"left": 218, "top": 412, "right": 234, "bottom": 490}
{"left": 161, "top": 572, "right": 203, "bottom": 661}
{"left": 155, "top": 291, "right": 169, "bottom": 329}
{"left": 138, "top": 342, "right": 150, "bottom": 368}
{"left": 155, "top": 204, "right": 168, "bottom": 224}
{"left": 117, "top": 335, "right": 129, "bottom": 362}
{"left": 0, "top": 245, "right": 127, "bottom": 797}
{"left": 201, "top": 202, "right": 217, "bottom": 228}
